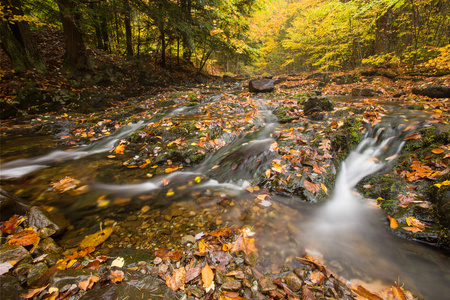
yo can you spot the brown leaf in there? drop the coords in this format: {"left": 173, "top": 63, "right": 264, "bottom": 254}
{"left": 392, "top": 285, "right": 407, "bottom": 300}
{"left": 110, "top": 270, "right": 124, "bottom": 283}
{"left": 6, "top": 229, "right": 39, "bottom": 246}
{"left": 303, "top": 180, "right": 320, "bottom": 194}
{"left": 301, "top": 285, "right": 315, "bottom": 300}
{"left": 166, "top": 267, "right": 186, "bottom": 291}
{"left": 402, "top": 226, "right": 423, "bottom": 233}
{"left": 310, "top": 269, "right": 325, "bottom": 285}
{"left": 352, "top": 285, "right": 383, "bottom": 300}
{"left": 230, "top": 231, "right": 257, "bottom": 255}
{"left": 21, "top": 286, "right": 48, "bottom": 299}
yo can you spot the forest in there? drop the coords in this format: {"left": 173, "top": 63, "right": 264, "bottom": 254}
{"left": 1, "top": 1, "right": 450, "bottom": 300}
{"left": 1, "top": 0, "right": 449, "bottom": 76}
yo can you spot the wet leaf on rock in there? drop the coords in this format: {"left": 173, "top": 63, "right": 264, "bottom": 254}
{"left": 6, "top": 228, "right": 39, "bottom": 246}
{"left": 0, "top": 215, "right": 25, "bottom": 234}
{"left": 0, "top": 262, "right": 14, "bottom": 275}
{"left": 110, "top": 270, "right": 125, "bottom": 283}
{"left": 431, "top": 148, "right": 444, "bottom": 154}
{"left": 202, "top": 263, "right": 214, "bottom": 290}
{"left": 78, "top": 275, "right": 99, "bottom": 291}
{"left": 387, "top": 216, "right": 398, "bottom": 229}
{"left": 303, "top": 180, "right": 320, "bottom": 194}
{"left": 166, "top": 267, "right": 186, "bottom": 291}
{"left": 21, "top": 285, "right": 48, "bottom": 299}
{"left": 301, "top": 285, "right": 315, "bottom": 300}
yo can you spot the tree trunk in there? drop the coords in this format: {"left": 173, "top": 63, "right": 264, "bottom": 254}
{"left": 160, "top": 30, "right": 166, "bottom": 68}
{"left": 375, "top": 6, "right": 394, "bottom": 55}
{"left": 124, "top": 0, "right": 133, "bottom": 57}
{"left": 56, "top": 0, "right": 92, "bottom": 73}
{"left": 0, "top": 0, "right": 47, "bottom": 74}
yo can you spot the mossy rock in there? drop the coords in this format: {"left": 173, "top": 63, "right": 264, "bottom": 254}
{"left": 155, "top": 99, "right": 176, "bottom": 108}
{"left": 273, "top": 107, "right": 296, "bottom": 123}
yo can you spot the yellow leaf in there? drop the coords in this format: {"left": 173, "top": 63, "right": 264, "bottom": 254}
{"left": 79, "top": 228, "right": 113, "bottom": 249}
{"left": 166, "top": 267, "right": 186, "bottom": 291}
{"left": 265, "top": 169, "right": 271, "bottom": 178}
{"left": 387, "top": 216, "right": 398, "bottom": 229}
{"left": 198, "top": 239, "right": 206, "bottom": 253}
{"left": 202, "top": 263, "right": 214, "bottom": 289}
{"left": 166, "top": 189, "right": 175, "bottom": 196}
{"left": 114, "top": 144, "right": 125, "bottom": 154}
{"left": 321, "top": 183, "right": 328, "bottom": 194}
{"left": 435, "top": 180, "right": 450, "bottom": 188}
{"left": 195, "top": 176, "right": 202, "bottom": 183}
{"left": 406, "top": 216, "right": 425, "bottom": 229}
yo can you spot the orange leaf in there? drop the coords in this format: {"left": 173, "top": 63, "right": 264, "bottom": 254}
{"left": 303, "top": 180, "right": 320, "bottom": 194}
{"left": 1, "top": 215, "right": 25, "bottom": 234}
{"left": 321, "top": 183, "right": 328, "bottom": 194}
{"left": 392, "top": 285, "right": 407, "bottom": 300}
{"left": 431, "top": 148, "right": 444, "bottom": 154}
{"left": 166, "top": 267, "right": 186, "bottom": 291}
{"left": 6, "top": 229, "right": 39, "bottom": 246}
{"left": 405, "top": 133, "right": 422, "bottom": 140}
{"left": 202, "top": 263, "right": 214, "bottom": 290}
{"left": 114, "top": 144, "right": 125, "bottom": 154}
{"left": 387, "top": 216, "right": 398, "bottom": 229}
{"left": 110, "top": 270, "right": 124, "bottom": 283}
{"left": 402, "top": 226, "right": 422, "bottom": 233}
{"left": 265, "top": 169, "right": 271, "bottom": 178}
{"left": 78, "top": 275, "right": 99, "bottom": 291}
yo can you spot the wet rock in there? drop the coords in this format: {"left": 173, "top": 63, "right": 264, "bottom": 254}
{"left": 223, "top": 75, "right": 237, "bottom": 83}
{"left": 412, "top": 85, "right": 450, "bottom": 98}
{"left": 258, "top": 276, "right": 276, "bottom": 293}
{"left": 27, "top": 206, "right": 66, "bottom": 237}
{"left": 249, "top": 78, "right": 275, "bottom": 93}
{"left": 294, "top": 268, "right": 309, "bottom": 280}
{"left": 332, "top": 74, "right": 359, "bottom": 85}
{"left": 80, "top": 270, "right": 173, "bottom": 300}
{"left": 351, "top": 88, "right": 375, "bottom": 97}
{"left": 306, "top": 72, "right": 331, "bottom": 82}
{"left": 27, "top": 262, "right": 48, "bottom": 286}
{"left": 194, "top": 74, "right": 208, "bottom": 84}
{"left": 180, "top": 235, "right": 196, "bottom": 245}
{"left": 50, "top": 269, "right": 100, "bottom": 289}
{"left": 37, "top": 237, "right": 62, "bottom": 254}
{"left": 0, "top": 244, "right": 31, "bottom": 265}
{"left": 303, "top": 97, "right": 334, "bottom": 116}
{"left": 222, "top": 280, "right": 242, "bottom": 291}
{"left": 284, "top": 272, "right": 302, "bottom": 292}
{"left": 215, "top": 269, "right": 225, "bottom": 285}
{"left": 274, "top": 76, "right": 287, "bottom": 84}
{"left": 244, "top": 252, "right": 258, "bottom": 266}
{"left": 0, "top": 189, "right": 29, "bottom": 220}
{"left": 0, "top": 275, "right": 27, "bottom": 300}
{"left": 310, "top": 112, "right": 325, "bottom": 121}
{"left": 186, "top": 285, "right": 204, "bottom": 298}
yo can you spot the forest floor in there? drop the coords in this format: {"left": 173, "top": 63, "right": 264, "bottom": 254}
{"left": 1, "top": 30, "right": 450, "bottom": 300}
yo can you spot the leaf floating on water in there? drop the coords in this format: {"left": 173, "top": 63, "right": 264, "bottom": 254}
{"left": 387, "top": 216, "right": 398, "bottom": 229}
{"left": 79, "top": 227, "right": 113, "bottom": 249}
{"left": 304, "top": 180, "right": 320, "bottom": 194}
{"left": 431, "top": 148, "right": 444, "bottom": 154}
{"left": 166, "top": 267, "right": 186, "bottom": 291}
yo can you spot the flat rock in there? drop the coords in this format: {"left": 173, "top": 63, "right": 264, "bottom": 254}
{"left": 303, "top": 97, "right": 334, "bottom": 116}
{"left": 0, "top": 244, "right": 31, "bottom": 265}
{"left": 351, "top": 88, "right": 375, "bottom": 97}
{"left": 258, "top": 276, "right": 276, "bottom": 293}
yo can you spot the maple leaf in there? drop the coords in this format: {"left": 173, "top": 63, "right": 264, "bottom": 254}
{"left": 230, "top": 230, "right": 257, "bottom": 255}
{"left": 6, "top": 229, "right": 39, "bottom": 247}
{"left": 303, "top": 180, "right": 320, "bottom": 194}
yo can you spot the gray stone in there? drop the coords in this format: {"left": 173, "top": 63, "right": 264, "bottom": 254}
{"left": 28, "top": 206, "right": 66, "bottom": 236}
{"left": 249, "top": 78, "right": 275, "bottom": 93}
{"left": 284, "top": 272, "right": 302, "bottom": 292}
{"left": 412, "top": 85, "right": 450, "bottom": 98}
{"left": 303, "top": 97, "right": 334, "bottom": 116}
{"left": 351, "top": 88, "right": 375, "bottom": 97}
{"left": 0, "top": 275, "right": 27, "bottom": 300}
{"left": 37, "top": 237, "right": 62, "bottom": 254}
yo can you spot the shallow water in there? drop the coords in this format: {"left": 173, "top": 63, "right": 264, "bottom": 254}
{"left": 1, "top": 94, "right": 449, "bottom": 299}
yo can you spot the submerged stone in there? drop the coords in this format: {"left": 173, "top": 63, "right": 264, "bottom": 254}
{"left": 284, "top": 272, "right": 302, "bottom": 292}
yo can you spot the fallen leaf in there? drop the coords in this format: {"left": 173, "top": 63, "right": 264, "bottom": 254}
{"left": 78, "top": 275, "right": 99, "bottom": 291}
{"left": 21, "top": 286, "right": 48, "bottom": 299}
{"left": 303, "top": 180, "right": 320, "bottom": 194}
{"left": 310, "top": 269, "right": 325, "bottom": 285}
{"left": 202, "top": 263, "right": 214, "bottom": 290}
{"left": 387, "top": 216, "right": 398, "bottom": 229}
{"left": 79, "top": 227, "right": 113, "bottom": 249}
{"left": 6, "top": 229, "right": 39, "bottom": 246}
{"left": 406, "top": 216, "right": 426, "bottom": 229}
{"left": 1, "top": 215, "right": 25, "bottom": 234}
{"left": 114, "top": 144, "right": 126, "bottom": 154}
{"left": 431, "top": 148, "right": 444, "bottom": 154}
{"left": 110, "top": 270, "right": 125, "bottom": 283}
{"left": 435, "top": 180, "right": 450, "bottom": 188}
{"left": 110, "top": 257, "right": 125, "bottom": 268}
{"left": 301, "top": 285, "right": 315, "bottom": 300}
{"left": 321, "top": 183, "right": 328, "bottom": 194}
{"left": 392, "top": 285, "right": 407, "bottom": 300}
{"left": 0, "top": 262, "right": 13, "bottom": 276}
{"left": 405, "top": 133, "right": 422, "bottom": 140}
{"left": 402, "top": 226, "right": 422, "bottom": 233}
{"left": 166, "top": 267, "right": 186, "bottom": 291}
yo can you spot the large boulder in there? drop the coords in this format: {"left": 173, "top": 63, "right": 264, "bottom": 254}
{"left": 249, "top": 78, "right": 275, "bottom": 93}
{"left": 412, "top": 85, "right": 450, "bottom": 98}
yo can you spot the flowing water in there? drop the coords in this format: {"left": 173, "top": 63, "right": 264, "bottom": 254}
{"left": 1, "top": 94, "right": 449, "bottom": 299}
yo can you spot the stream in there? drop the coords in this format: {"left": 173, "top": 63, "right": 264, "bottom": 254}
{"left": 1, "top": 92, "right": 450, "bottom": 299}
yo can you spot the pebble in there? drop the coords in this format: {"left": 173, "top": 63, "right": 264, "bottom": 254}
{"left": 222, "top": 280, "right": 242, "bottom": 291}
{"left": 258, "top": 276, "right": 276, "bottom": 293}
{"left": 180, "top": 235, "right": 196, "bottom": 245}
{"left": 284, "top": 272, "right": 302, "bottom": 292}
